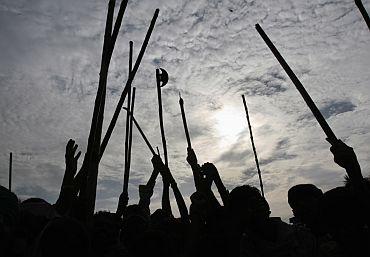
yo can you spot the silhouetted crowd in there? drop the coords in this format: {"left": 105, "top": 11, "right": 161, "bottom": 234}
{"left": 1, "top": 138, "right": 369, "bottom": 257}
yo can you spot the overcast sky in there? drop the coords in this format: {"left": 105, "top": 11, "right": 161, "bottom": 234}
{"left": 0, "top": 0, "right": 369, "bottom": 220}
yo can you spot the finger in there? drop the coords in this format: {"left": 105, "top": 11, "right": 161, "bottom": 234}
{"left": 74, "top": 151, "right": 81, "bottom": 161}
{"left": 66, "top": 139, "right": 74, "bottom": 150}
{"left": 72, "top": 144, "right": 78, "bottom": 153}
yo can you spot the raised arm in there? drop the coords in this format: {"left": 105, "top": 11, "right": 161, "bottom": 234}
{"left": 186, "top": 147, "right": 203, "bottom": 191}
{"left": 202, "top": 162, "right": 229, "bottom": 207}
{"left": 153, "top": 154, "right": 189, "bottom": 223}
{"left": 329, "top": 139, "right": 363, "bottom": 186}
{"left": 55, "top": 139, "right": 81, "bottom": 215}
{"left": 329, "top": 139, "right": 370, "bottom": 225}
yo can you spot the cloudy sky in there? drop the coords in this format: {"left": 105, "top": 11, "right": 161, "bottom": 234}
{"left": 0, "top": 0, "right": 369, "bottom": 220}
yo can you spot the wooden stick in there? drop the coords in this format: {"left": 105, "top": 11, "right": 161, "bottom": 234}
{"left": 123, "top": 87, "right": 136, "bottom": 193}
{"left": 355, "top": 0, "right": 370, "bottom": 30}
{"left": 179, "top": 93, "right": 192, "bottom": 149}
{"left": 255, "top": 24, "right": 338, "bottom": 144}
{"left": 100, "top": 9, "right": 159, "bottom": 156}
{"left": 242, "top": 95, "right": 264, "bottom": 198}
{"left": 9, "top": 152, "right": 12, "bottom": 191}
{"left": 156, "top": 69, "right": 169, "bottom": 167}
{"left": 73, "top": 8, "right": 159, "bottom": 201}
{"left": 123, "top": 108, "right": 156, "bottom": 155}
{"left": 123, "top": 41, "right": 133, "bottom": 193}
{"left": 80, "top": 0, "right": 117, "bottom": 223}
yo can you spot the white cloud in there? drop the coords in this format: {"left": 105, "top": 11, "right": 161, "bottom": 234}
{"left": 0, "top": 0, "right": 369, "bottom": 220}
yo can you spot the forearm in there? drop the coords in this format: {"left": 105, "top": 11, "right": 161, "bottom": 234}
{"left": 172, "top": 183, "right": 190, "bottom": 224}
{"left": 214, "top": 175, "right": 229, "bottom": 207}
{"left": 190, "top": 164, "right": 203, "bottom": 191}
{"left": 162, "top": 181, "right": 172, "bottom": 215}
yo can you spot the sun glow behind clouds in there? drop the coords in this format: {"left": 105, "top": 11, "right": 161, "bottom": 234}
{"left": 214, "top": 105, "right": 246, "bottom": 146}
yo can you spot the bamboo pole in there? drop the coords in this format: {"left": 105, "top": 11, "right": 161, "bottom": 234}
{"left": 355, "top": 0, "right": 370, "bottom": 30}
{"left": 179, "top": 93, "right": 192, "bottom": 149}
{"left": 242, "top": 95, "right": 264, "bottom": 198}
{"left": 255, "top": 24, "right": 338, "bottom": 144}
{"left": 156, "top": 68, "right": 169, "bottom": 167}
{"left": 73, "top": 8, "right": 159, "bottom": 201}
{"left": 99, "top": 9, "right": 159, "bottom": 156}
{"left": 80, "top": 0, "right": 117, "bottom": 223}
{"left": 123, "top": 108, "right": 156, "bottom": 155}
{"left": 123, "top": 87, "right": 136, "bottom": 193}
{"left": 9, "top": 152, "right": 12, "bottom": 191}
{"left": 123, "top": 41, "right": 133, "bottom": 193}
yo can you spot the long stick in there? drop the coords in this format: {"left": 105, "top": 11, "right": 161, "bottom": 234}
{"left": 355, "top": 0, "right": 370, "bottom": 30}
{"left": 100, "top": 9, "right": 159, "bottom": 156}
{"left": 242, "top": 95, "right": 264, "bottom": 198}
{"left": 80, "top": 0, "right": 117, "bottom": 223}
{"left": 74, "top": 8, "right": 159, "bottom": 200}
{"left": 123, "top": 41, "right": 133, "bottom": 193}
{"left": 156, "top": 69, "right": 169, "bottom": 166}
{"left": 179, "top": 93, "right": 192, "bottom": 149}
{"left": 255, "top": 24, "right": 338, "bottom": 144}
{"left": 123, "top": 108, "right": 156, "bottom": 155}
{"left": 9, "top": 152, "right": 12, "bottom": 191}
{"left": 123, "top": 87, "right": 136, "bottom": 193}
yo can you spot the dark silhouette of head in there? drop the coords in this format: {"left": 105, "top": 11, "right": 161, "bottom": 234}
{"left": 0, "top": 186, "right": 19, "bottom": 254}
{"left": 34, "top": 217, "right": 90, "bottom": 257}
{"left": 288, "top": 184, "right": 323, "bottom": 227}
{"left": 321, "top": 186, "right": 370, "bottom": 255}
{"left": 151, "top": 208, "right": 172, "bottom": 231}
{"left": 92, "top": 211, "right": 121, "bottom": 255}
{"left": 229, "top": 185, "right": 270, "bottom": 228}
{"left": 120, "top": 204, "right": 150, "bottom": 247}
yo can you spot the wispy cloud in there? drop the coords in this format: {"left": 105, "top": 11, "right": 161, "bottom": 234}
{"left": 1, "top": 0, "right": 369, "bottom": 220}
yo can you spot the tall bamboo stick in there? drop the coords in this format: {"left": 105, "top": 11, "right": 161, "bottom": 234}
{"left": 242, "top": 95, "right": 264, "bottom": 198}
{"left": 123, "top": 87, "right": 136, "bottom": 193}
{"left": 9, "top": 152, "right": 12, "bottom": 191}
{"left": 156, "top": 68, "right": 169, "bottom": 167}
{"left": 179, "top": 93, "right": 192, "bottom": 149}
{"left": 99, "top": 9, "right": 159, "bottom": 156}
{"left": 80, "top": 0, "right": 117, "bottom": 223}
{"left": 123, "top": 108, "right": 156, "bottom": 155}
{"left": 355, "top": 0, "right": 370, "bottom": 30}
{"left": 73, "top": 8, "right": 159, "bottom": 201}
{"left": 123, "top": 41, "right": 133, "bottom": 193}
{"left": 255, "top": 24, "right": 338, "bottom": 144}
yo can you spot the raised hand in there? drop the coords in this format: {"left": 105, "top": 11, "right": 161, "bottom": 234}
{"left": 64, "top": 139, "right": 81, "bottom": 184}
{"left": 186, "top": 147, "right": 198, "bottom": 167}
{"left": 329, "top": 139, "right": 363, "bottom": 184}
{"left": 116, "top": 191, "right": 129, "bottom": 217}
{"left": 202, "top": 162, "right": 218, "bottom": 185}
{"left": 55, "top": 139, "right": 81, "bottom": 215}
{"left": 329, "top": 139, "right": 360, "bottom": 170}
{"left": 151, "top": 154, "right": 175, "bottom": 185}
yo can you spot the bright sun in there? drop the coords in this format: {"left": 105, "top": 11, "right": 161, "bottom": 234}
{"left": 214, "top": 105, "right": 246, "bottom": 145}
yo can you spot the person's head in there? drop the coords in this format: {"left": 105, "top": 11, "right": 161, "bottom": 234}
{"left": 92, "top": 211, "right": 121, "bottom": 250}
{"left": 34, "top": 217, "right": 90, "bottom": 257}
{"left": 120, "top": 204, "right": 150, "bottom": 246}
{"left": 20, "top": 198, "right": 56, "bottom": 237}
{"left": 229, "top": 185, "right": 270, "bottom": 228}
{"left": 0, "top": 186, "right": 19, "bottom": 251}
{"left": 151, "top": 208, "right": 172, "bottom": 231}
{"left": 321, "top": 187, "right": 364, "bottom": 237}
{"left": 130, "top": 229, "right": 171, "bottom": 257}
{"left": 288, "top": 184, "right": 323, "bottom": 226}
